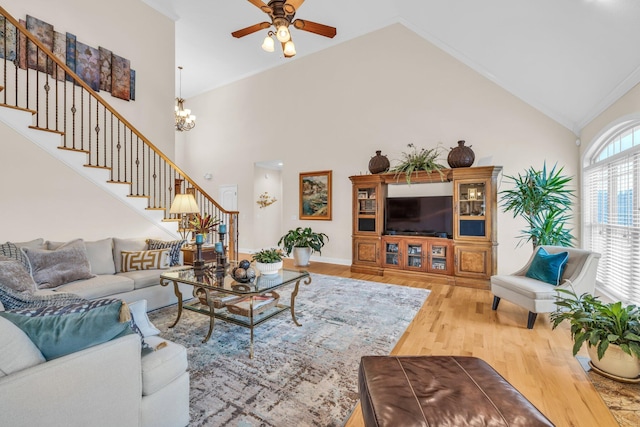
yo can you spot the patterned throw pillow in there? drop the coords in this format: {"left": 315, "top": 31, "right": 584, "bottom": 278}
{"left": 121, "top": 249, "right": 171, "bottom": 272}
{"left": 147, "top": 239, "right": 186, "bottom": 266}
{"left": 1, "top": 242, "right": 32, "bottom": 274}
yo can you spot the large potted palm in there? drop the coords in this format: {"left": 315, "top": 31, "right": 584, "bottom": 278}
{"left": 278, "top": 227, "right": 328, "bottom": 267}
{"left": 551, "top": 289, "right": 640, "bottom": 379}
{"left": 500, "top": 162, "right": 575, "bottom": 248}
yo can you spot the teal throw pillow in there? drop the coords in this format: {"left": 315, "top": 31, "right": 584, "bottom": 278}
{"left": 0, "top": 300, "right": 133, "bottom": 360}
{"left": 525, "top": 247, "right": 569, "bottom": 286}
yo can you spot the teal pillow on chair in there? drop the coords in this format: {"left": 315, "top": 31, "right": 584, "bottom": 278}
{"left": 525, "top": 247, "right": 569, "bottom": 286}
{"left": 0, "top": 300, "right": 133, "bottom": 360}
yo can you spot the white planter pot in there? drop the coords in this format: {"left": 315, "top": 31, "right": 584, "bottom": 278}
{"left": 255, "top": 261, "right": 283, "bottom": 276}
{"left": 588, "top": 344, "right": 640, "bottom": 379}
{"left": 293, "top": 247, "right": 312, "bottom": 267}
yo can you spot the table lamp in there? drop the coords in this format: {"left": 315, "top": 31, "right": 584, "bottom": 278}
{"left": 169, "top": 194, "right": 199, "bottom": 240}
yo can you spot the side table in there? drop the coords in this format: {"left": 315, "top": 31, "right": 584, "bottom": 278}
{"left": 181, "top": 245, "right": 217, "bottom": 265}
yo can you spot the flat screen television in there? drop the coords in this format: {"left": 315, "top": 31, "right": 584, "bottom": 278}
{"left": 385, "top": 196, "right": 453, "bottom": 237}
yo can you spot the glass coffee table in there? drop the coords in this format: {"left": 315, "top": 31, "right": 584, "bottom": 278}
{"left": 160, "top": 266, "right": 311, "bottom": 358}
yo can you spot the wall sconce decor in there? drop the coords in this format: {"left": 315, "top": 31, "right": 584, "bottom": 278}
{"left": 257, "top": 192, "right": 277, "bottom": 209}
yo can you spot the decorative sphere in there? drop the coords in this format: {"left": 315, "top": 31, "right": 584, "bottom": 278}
{"left": 239, "top": 259, "right": 251, "bottom": 270}
{"left": 234, "top": 268, "right": 247, "bottom": 279}
{"left": 245, "top": 268, "right": 256, "bottom": 281}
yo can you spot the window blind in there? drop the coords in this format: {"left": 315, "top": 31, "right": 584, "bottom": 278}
{"left": 585, "top": 147, "right": 640, "bottom": 305}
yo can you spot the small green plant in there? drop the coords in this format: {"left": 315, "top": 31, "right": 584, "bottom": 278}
{"left": 390, "top": 143, "right": 446, "bottom": 184}
{"left": 500, "top": 162, "right": 575, "bottom": 248}
{"left": 251, "top": 248, "right": 283, "bottom": 263}
{"left": 278, "top": 227, "right": 328, "bottom": 256}
{"left": 550, "top": 288, "right": 640, "bottom": 360}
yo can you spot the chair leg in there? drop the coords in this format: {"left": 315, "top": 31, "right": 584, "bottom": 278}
{"left": 492, "top": 296, "right": 500, "bottom": 310}
{"left": 527, "top": 312, "right": 538, "bottom": 329}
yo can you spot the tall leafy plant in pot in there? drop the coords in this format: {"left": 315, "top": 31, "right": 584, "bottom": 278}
{"left": 278, "top": 227, "right": 329, "bottom": 267}
{"left": 500, "top": 162, "right": 575, "bottom": 248}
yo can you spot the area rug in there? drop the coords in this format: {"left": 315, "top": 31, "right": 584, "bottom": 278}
{"left": 148, "top": 273, "right": 429, "bottom": 427}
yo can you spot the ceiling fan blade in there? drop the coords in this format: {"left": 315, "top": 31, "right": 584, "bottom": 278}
{"left": 283, "top": 0, "right": 305, "bottom": 15}
{"left": 247, "top": 0, "right": 273, "bottom": 14}
{"left": 293, "top": 19, "right": 336, "bottom": 38}
{"left": 231, "top": 22, "right": 271, "bottom": 38}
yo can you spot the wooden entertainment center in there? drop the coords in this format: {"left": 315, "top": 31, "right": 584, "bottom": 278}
{"left": 349, "top": 166, "right": 502, "bottom": 289}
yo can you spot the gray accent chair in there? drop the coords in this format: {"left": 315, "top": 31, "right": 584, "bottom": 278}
{"left": 491, "top": 246, "right": 601, "bottom": 329}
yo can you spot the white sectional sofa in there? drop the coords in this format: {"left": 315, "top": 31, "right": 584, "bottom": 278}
{"left": 17, "top": 237, "right": 191, "bottom": 311}
{"left": 0, "top": 326, "right": 190, "bottom": 427}
{"left": 0, "top": 237, "right": 192, "bottom": 426}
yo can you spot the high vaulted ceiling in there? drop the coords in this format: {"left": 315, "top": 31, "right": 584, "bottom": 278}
{"left": 142, "top": 0, "right": 640, "bottom": 134}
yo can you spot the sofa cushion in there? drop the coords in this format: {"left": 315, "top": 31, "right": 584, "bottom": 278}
{"left": 525, "top": 247, "right": 569, "bottom": 286}
{"left": 54, "top": 274, "right": 135, "bottom": 300}
{"left": 113, "top": 238, "right": 148, "bottom": 273}
{"left": 147, "top": 239, "right": 186, "bottom": 266}
{"left": 118, "top": 269, "right": 163, "bottom": 290}
{"left": 491, "top": 274, "right": 558, "bottom": 300}
{"left": 49, "top": 238, "right": 116, "bottom": 275}
{"left": 23, "top": 239, "right": 95, "bottom": 289}
{"left": 0, "top": 255, "right": 36, "bottom": 293}
{"left": 121, "top": 249, "right": 171, "bottom": 272}
{"left": 141, "top": 336, "right": 188, "bottom": 396}
{"left": 128, "top": 299, "right": 160, "bottom": 336}
{"left": 1, "top": 241, "right": 33, "bottom": 274}
{"left": 0, "top": 299, "right": 133, "bottom": 360}
{"left": 0, "top": 316, "right": 45, "bottom": 377}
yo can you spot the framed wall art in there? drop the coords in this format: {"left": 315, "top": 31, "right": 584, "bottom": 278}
{"left": 299, "top": 170, "right": 332, "bottom": 221}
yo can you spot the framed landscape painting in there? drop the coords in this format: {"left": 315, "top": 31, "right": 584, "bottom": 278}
{"left": 299, "top": 170, "right": 332, "bottom": 221}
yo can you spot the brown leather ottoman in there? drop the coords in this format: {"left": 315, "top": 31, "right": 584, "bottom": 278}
{"left": 358, "top": 356, "right": 554, "bottom": 427}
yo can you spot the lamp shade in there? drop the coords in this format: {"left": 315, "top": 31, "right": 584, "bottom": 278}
{"left": 276, "top": 25, "right": 290, "bottom": 43}
{"left": 283, "top": 40, "right": 296, "bottom": 57}
{"left": 262, "top": 35, "right": 275, "bottom": 52}
{"left": 170, "top": 194, "right": 199, "bottom": 214}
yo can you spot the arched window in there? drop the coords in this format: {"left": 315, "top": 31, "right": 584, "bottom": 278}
{"left": 583, "top": 119, "right": 640, "bottom": 304}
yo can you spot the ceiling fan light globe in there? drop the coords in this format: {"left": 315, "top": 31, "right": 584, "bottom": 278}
{"left": 284, "top": 40, "right": 296, "bottom": 56}
{"left": 276, "top": 25, "right": 290, "bottom": 43}
{"left": 262, "top": 35, "right": 275, "bottom": 52}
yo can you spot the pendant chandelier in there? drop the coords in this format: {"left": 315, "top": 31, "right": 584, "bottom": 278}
{"left": 175, "top": 66, "right": 196, "bottom": 132}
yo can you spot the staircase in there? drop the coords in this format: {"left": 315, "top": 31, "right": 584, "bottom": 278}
{"left": 0, "top": 6, "right": 238, "bottom": 260}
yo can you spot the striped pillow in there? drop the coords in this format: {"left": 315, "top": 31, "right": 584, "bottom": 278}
{"left": 121, "top": 249, "right": 171, "bottom": 272}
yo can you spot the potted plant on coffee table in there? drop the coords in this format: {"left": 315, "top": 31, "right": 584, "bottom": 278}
{"left": 550, "top": 288, "right": 640, "bottom": 380}
{"left": 251, "top": 248, "right": 284, "bottom": 276}
{"left": 278, "top": 227, "right": 329, "bottom": 267}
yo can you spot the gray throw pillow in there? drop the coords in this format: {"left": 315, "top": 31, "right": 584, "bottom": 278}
{"left": 49, "top": 238, "right": 116, "bottom": 275}
{"left": 0, "top": 255, "right": 36, "bottom": 294}
{"left": 23, "top": 239, "right": 95, "bottom": 289}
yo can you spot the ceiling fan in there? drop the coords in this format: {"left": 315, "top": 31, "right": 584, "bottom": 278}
{"left": 231, "top": 0, "right": 337, "bottom": 58}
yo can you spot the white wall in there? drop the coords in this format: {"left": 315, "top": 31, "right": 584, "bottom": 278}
{"left": 0, "top": 0, "right": 176, "bottom": 242}
{"left": 252, "top": 166, "right": 283, "bottom": 252}
{"left": 178, "top": 23, "right": 579, "bottom": 271}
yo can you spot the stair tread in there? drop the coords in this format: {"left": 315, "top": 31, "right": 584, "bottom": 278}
{"left": 58, "top": 146, "right": 89, "bottom": 154}
{"left": 106, "top": 180, "right": 132, "bottom": 185}
{"left": 29, "top": 126, "right": 64, "bottom": 135}
{"left": 0, "top": 103, "right": 37, "bottom": 115}
{"left": 84, "top": 164, "right": 111, "bottom": 170}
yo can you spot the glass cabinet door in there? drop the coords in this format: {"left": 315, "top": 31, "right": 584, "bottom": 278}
{"left": 406, "top": 243, "right": 424, "bottom": 269}
{"left": 458, "top": 182, "right": 487, "bottom": 238}
{"left": 430, "top": 244, "right": 448, "bottom": 271}
{"left": 384, "top": 241, "right": 400, "bottom": 266}
{"left": 356, "top": 186, "right": 378, "bottom": 233}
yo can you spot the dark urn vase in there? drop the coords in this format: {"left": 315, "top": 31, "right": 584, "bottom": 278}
{"left": 447, "top": 140, "right": 475, "bottom": 168}
{"left": 368, "top": 150, "right": 390, "bottom": 174}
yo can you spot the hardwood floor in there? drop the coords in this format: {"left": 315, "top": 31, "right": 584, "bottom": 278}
{"left": 271, "top": 256, "right": 618, "bottom": 427}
